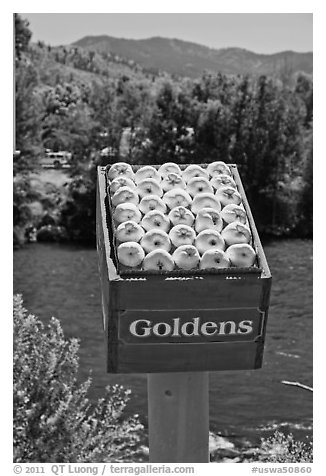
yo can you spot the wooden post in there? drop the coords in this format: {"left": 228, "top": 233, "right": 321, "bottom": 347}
{"left": 148, "top": 372, "right": 209, "bottom": 463}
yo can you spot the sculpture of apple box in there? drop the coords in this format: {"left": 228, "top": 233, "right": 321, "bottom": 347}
{"left": 96, "top": 163, "right": 272, "bottom": 373}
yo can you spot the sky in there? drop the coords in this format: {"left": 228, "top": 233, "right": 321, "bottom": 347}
{"left": 20, "top": 13, "right": 313, "bottom": 54}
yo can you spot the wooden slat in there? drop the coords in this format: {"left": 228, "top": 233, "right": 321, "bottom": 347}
{"left": 96, "top": 171, "right": 110, "bottom": 332}
{"left": 97, "top": 167, "right": 120, "bottom": 282}
{"left": 112, "top": 340, "right": 264, "bottom": 373}
{"left": 111, "top": 274, "right": 263, "bottom": 310}
{"left": 231, "top": 165, "right": 272, "bottom": 280}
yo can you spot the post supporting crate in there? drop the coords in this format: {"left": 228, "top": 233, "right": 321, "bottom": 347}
{"left": 148, "top": 372, "right": 209, "bottom": 463}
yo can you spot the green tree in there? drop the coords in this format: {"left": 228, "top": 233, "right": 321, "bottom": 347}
{"left": 195, "top": 98, "right": 233, "bottom": 162}
{"left": 15, "top": 61, "right": 42, "bottom": 173}
{"left": 89, "top": 80, "right": 119, "bottom": 140}
{"left": 59, "top": 168, "right": 97, "bottom": 244}
{"left": 14, "top": 14, "right": 32, "bottom": 61}
{"left": 295, "top": 73, "right": 313, "bottom": 126}
{"left": 14, "top": 14, "right": 42, "bottom": 173}
{"left": 141, "top": 81, "right": 197, "bottom": 164}
{"left": 294, "top": 132, "right": 313, "bottom": 237}
{"left": 41, "top": 83, "right": 98, "bottom": 170}
{"left": 14, "top": 14, "right": 43, "bottom": 244}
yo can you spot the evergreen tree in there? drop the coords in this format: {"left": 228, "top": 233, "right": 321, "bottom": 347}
{"left": 14, "top": 14, "right": 32, "bottom": 61}
{"left": 15, "top": 61, "right": 42, "bottom": 173}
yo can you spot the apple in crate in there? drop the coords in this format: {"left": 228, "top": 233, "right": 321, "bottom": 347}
{"left": 107, "top": 162, "right": 134, "bottom": 181}
{"left": 137, "top": 178, "right": 163, "bottom": 198}
{"left": 141, "top": 210, "right": 170, "bottom": 232}
{"left": 113, "top": 203, "right": 142, "bottom": 225}
{"left": 109, "top": 176, "right": 136, "bottom": 195}
{"left": 172, "top": 245, "right": 200, "bottom": 270}
{"left": 225, "top": 243, "right": 256, "bottom": 268}
{"left": 139, "top": 195, "right": 167, "bottom": 214}
{"left": 169, "top": 224, "right": 196, "bottom": 247}
{"left": 158, "top": 162, "right": 182, "bottom": 178}
{"left": 186, "top": 176, "right": 213, "bottom": 197}
{"left": 210, "top": 174, "right": 236, "bottom": 190}
{"left": 221, "top": 222, "right": 251, "bottom": 246}
{"left": 207, "top": 161, "right": 231, "bottom": 177}
{"left": 220, "top": 203, "right": 247, "bottom": 225}
{"left": 111, "top": 186, "right": 139, "bottom": 207}
{"left": 200, "top": 249, "right": 231, "bottom": 270}
{"left": 143, "top": 249, "right": 175, "bottom": 271}
{"left": 215, "top": 186, "right": 241, "bottom": 207}
{"left": 117, "top": 241, "right": 145, "bottom": 267}
{"left": 195, "top": 229, "right": 225, "bottom": 255}
{"left": 168, "top": 206, "right": 195, "bottom": 227}
{"left": 191, "top": 192, "right": 221, "bottom": 215}
{"left": 182, "top": 164, "right": 209, "bottom": 183}
{"left": 161, "top": 173, "right": 186, "bottom": 192}
{"left": 115, "top": 220, "right": 145, "bottom": 243}
{"left": 195, "top": 208, "right": 223, "bottom": 233}
{"left": 135, "top": 165, "right": 161, "bottom": 184}
{"left": 163, "top": 188, "right": 192, "bottom": 209}
{"left": 140, "top": 229, "right": 171, "bottom": 254}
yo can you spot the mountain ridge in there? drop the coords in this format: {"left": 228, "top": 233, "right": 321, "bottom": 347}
{"left": 72, "top": 35, "right": 313, "bottom": 78}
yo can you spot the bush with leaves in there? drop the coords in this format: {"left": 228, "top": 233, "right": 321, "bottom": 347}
{"left": 59, "top": 171, "right": 97, "bottom": 245}
{"left": 13, "top": 295, "right": 143, "bottom": 463}
{"left": 257, "top": 431, "right": 312, "bottom": 463}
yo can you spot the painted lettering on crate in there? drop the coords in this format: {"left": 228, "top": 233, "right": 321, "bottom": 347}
{"left": 119, "top": 308, "right": 264, "bottom": 344}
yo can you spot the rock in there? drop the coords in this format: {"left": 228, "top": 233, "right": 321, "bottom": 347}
{"left": 241, "top": 447, "right": 263, "bottom": 458}
{"left": 220, "top": 457, "right": 241, "bottom": 463}
{"left": 209, "top": 431, "right": 241, "bottom": 461}
{"left": 139, "top": 445, "right": 149, "bottom": 456}
{"left": 209, "top": 431, "right": 235, "bottom": 452}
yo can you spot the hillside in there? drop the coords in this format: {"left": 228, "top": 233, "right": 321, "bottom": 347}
{"left": 28, "top": 42, "right": 154, "bottom": 89}
{"left": 73, "top": 35, "right": 313, "bottom": 78}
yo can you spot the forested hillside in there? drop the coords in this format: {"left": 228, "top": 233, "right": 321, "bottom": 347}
{"left": 73, "top": 35, "right": 313, "bottom": 79}
{"left": 14, "top": 14, "right": 313, "bottom": 246}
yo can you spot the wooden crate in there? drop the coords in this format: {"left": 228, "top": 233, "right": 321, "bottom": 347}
{"left": 96, "top": 164, "right": 272, "bottom": 373}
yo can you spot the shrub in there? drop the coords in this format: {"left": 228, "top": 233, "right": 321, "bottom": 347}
{"left": 59, "top": 172, "right": 97, "bottom": 245}
{"left": 13, "top": 227, "right": 26, "bottom": 249}
{"left": 13, "top": 295, "right": 143, "bottom": 463}
{"left": 36, "top": 225, "right": 68, "bottom": 242}
{"left": 258, "top": 431, "right": 312, "bottom": 463}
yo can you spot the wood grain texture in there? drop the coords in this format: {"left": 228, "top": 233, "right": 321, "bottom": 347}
{"left": 112, "top": 340, "right": 263, "bottom": 373}
{"left": 231, "top": 165, "right": 272, "bottom": 280}
{"left": 113, "top": 274, "right": 263, "bottom": 310}
{"left": 148, "top": 372, "right": 209, "bottom": 462}
{"left": 96, "top": 170, "right": 110, "bottom": 332}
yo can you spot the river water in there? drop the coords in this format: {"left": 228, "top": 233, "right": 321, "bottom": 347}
{"left": 13, "top": 239, "right": 312, "bottom": 447}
